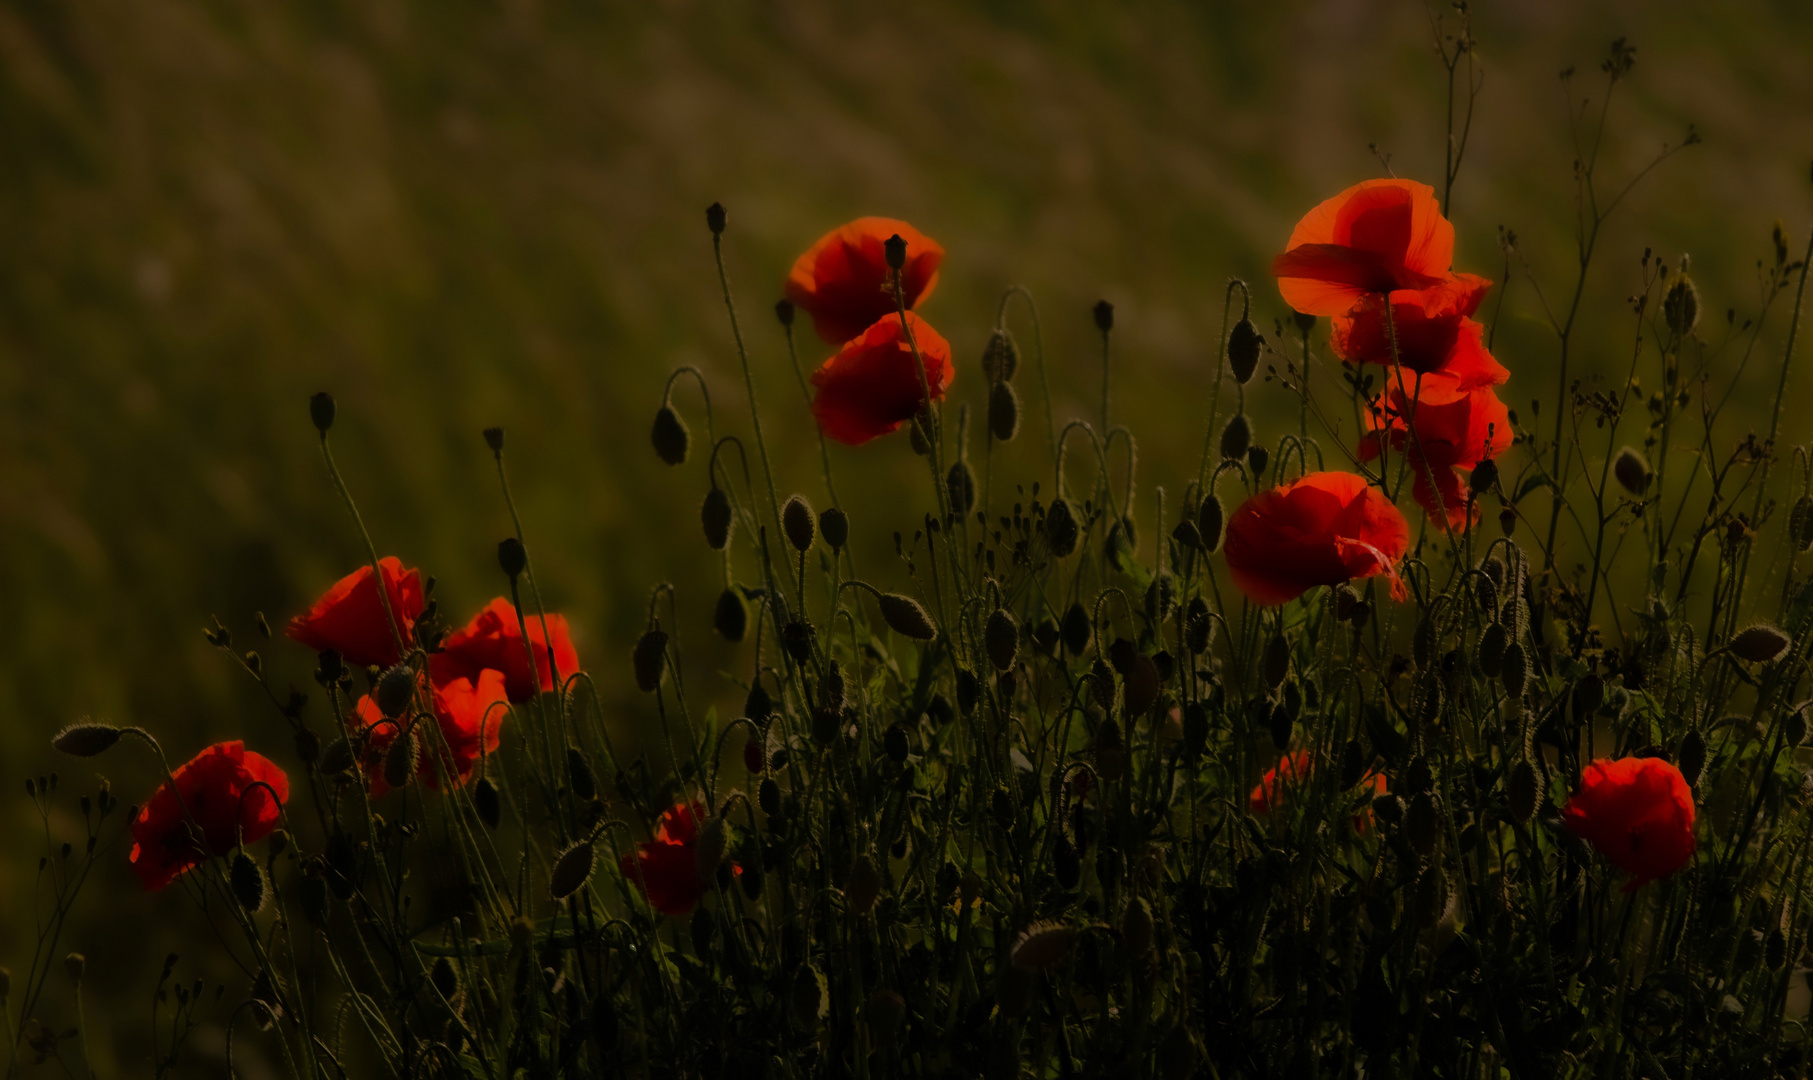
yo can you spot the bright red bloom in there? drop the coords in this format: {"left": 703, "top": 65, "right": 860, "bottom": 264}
{"left": 1329, "top": 277, "right": 1507, "bottom": 390}
{"left": 350, "top": 668, "right": 508, "bottom": 797}
{"left": 430, "top": 597, "right": 580, "bottom": 703}
{"left": 1222, "top": 471, "right": 1410, "bottom": 606}
{"left": 785, "top": 217, "right": 944, "bottom": 344}
{"left": 129, "top": 741, "right": 289, "bottom": 891}
{"left": 810, "top": 312, "right": 954, "bottom": 446}
{"left": 1562, "top": 757, "right": 1696, "bottom": 890}
{"left": 1249, "top": 751, "right": 1386, "bottom": 831}
{"left": 1360, "top": 371, "right": 1512, "bottom": 531}
{"left": 618, "top": 800, "right": 715, "bottom": 915}
{"left": 287, "top": 557, "right": 424, "bottom": 670}
{"left": 1272, "top": 179, "right": 1457, "bottom": 317}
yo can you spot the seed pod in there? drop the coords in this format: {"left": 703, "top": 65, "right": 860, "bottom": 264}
{"left": 705, "top": 202, "right": 727, "bottom": 235}
{"left": 846, "top": 855, "right": 883, "bottom": 915}
{"left": 812, "top": 706, "right": 841, "bottom": 746}
{"left": 1788, "top": 707, "right": 1808, "bottom": 748}
{"left": 1197, "top": 493, "right": 1224, "bottom": 552}
{"left": 1730, "top": 624, "right": 1792, "bottom": 664}
{"left": 988, "top": 381, "right": 1021, "bottom": 441}
{"left": 1508, "top": 759, "right": 1538, "bottom": 822}
{"left": 1678, "top": 728, "right": 1708, "bottom": 787}
{"left": 1263, "top": 631, "right": 1290, "bottom": 690}
{"left": 758, "top": 777, "right": 781, "bottom": 817}
{"left": 550, "top": 841, "right": 595, "bottom": 900}
{"left": 1469, "top": 458, "right": 1499, "bottom": 496}
{"left": 1061, "top": 602, "right": 1093, "bottom": 655}
{"left": 1499, "top": 506, "right": 1517, "bottom": 536}
{"left": 745, "top": 683, "right": 772, "bottom": 724}
{"left": 1663, "top": 274, "right": 1700, "bottom": 337}
{"left": 51, "top": 723, "right": 122, "bottom": 758}
{"left": 1183, "top": 598, "right": 1211, "bottom": 655}
{"left": 819, "top": 507, "right": 850, "bottom": 552}
{"left": 713, "top": 588, "right": 748, "bottom": 642}
{"left": 1499, "top": 641, "right": 1527, "bottom": 699}
{"left": 1269, "top": 702, "right": 1292, "bottom": 751}
{"left": 985, "top": 609, "right": 1019, "bottom": 672}
{"left": 1792, "top": 495, "right": 1813, "bottom": 552}
{"left": 948, "top": 459, "right": 977, "bottom": 515}
{"left": 497, "top": 537, "right": 527, "bottom": 579}
{"left": 376, "top": 664, "right": 416, "bottom": 719}
{"left": 694, "top": 813, "right": 729, "bottom": 880}
{"left": 632, "top": 629, "right": 668, "bottom": 692}
{"left": 701, "top": 487, "right": 734, "bottom": 550}
{"left": 309, "top": 391, "right": 336, "bottom": 434}
{"left": 1247, "top": 444, "right": 1269, "bottom": 478}
{"left": 1477, "top": 623, "right": 1507, "bottom": 677}
{"left": 568, "top": 748, "right": 597, "bottom": 801}
{"left": 474, "top": 776, "right": 502, "bottom": 830}
{"left": 384, "top": 729, "right": 419, "bottom": 791}
{"left": 878, "top": 593, "right": 938, "bottom": 640}
{"left": 1405, "top": 791, "right": 1439, "bottom": 857}
{"left": 782, "top": 494, "right": 817, "bottom": 552}
{"left": 1045, "top": 498, "right": 1080, "bottom": 557}
{"left": 1228, "top": 318, "right": 1263, "bottom": 384}
{"left": 1220, "top": 414, "right": 1252, "bottom": 461}
{"left": 1613, "top": 447, "right": 1652, "bottom": 495}
{"left": 956, "top": 670, "right": 981, "bottom": 715}
{"left": 651, "top": 406, "right": 690, "bottom": 465}
{"left": 1123, "top": 897, "right": 1155, "bottom": 955}
{"left": 782, "top": 620, "right": 814, "bottom": 663}
{"left": 230, "top": 852, "right": 267, "bottom": 913}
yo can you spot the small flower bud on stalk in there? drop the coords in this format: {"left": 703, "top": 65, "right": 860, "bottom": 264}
{"left": 549, "top": 840, "right": 595, "bottom": 900}
{"left": 483, "top": 426, "right": 505, "bottom": 452}
{"left": 650, "top": 406, "right": 690, "bottom": 465}
{"left": 774, "top": 298, "right": 795, "bottom": 327}
{"left": 1613, "top": 446, "right": 1652, "bottom": 495}
{"left": 883, "top": 234, "right": 907, "bottom": 270}
{"left": 700, "top": 487, "right": 733, "bottom": 550}
{"left": 782, "top": 495, "right": 817, "bottom": 552}
{"left": 309, "top": 391, "right": 336, "bottom": 434}
{"left": 1508, "top": 760, "right": 1539, "bottom": 822}
{"left": 988, "top": 381, "right": 1021, "bottom": 441}
{"left": 632, "top": 629, "right": 668, "bottom": 692}
{"left": 1678, "top": 728, "right": 1708, "bottom": 787}
{"left": 948, "top": 459, "right": 977, "bottom": 515}
{"left": 1469, "top": 458, "right": 1498, "bottom": 495}
{"left": 52, "top": 722, "right": 123, "bottom": 758}
{"left": 1061, "top": 602, "right": 1092, "bottom": 655}
{"left": 384, "top": 729, "right": 419, "bottom": 791}
{"left": 1197, "top": 493, "right": 1224, "bottom": 552}
{"left": 1663, "top": 273, "right": 1700, "bottom": 337}
{"left": 1263, "top": 632, "right": 1290, "bottom": 690}
{"left": 567, "top": 748, "right": 597, "bottom": 801}
{"left": 1045, "top": 498, "right": 1079, "bottom": 557}
{"left": 713, "top": 588, "right": 748, "bottom": 642}
{"left": 64, "top": 954, "right": 84, "bottom": 984}
{"left": 231, "top": 852, "right": 267, "bottom": 912}
{"left": 1220, "top": 414, "right": 1252, "bottom": 461}
{"left": 375, "top": 664, "right": 415, "bottom": 719}
{"left": 1247, "top": 444, "right": 1269, "bottom": 477}
{"left": 818, "top": 507, "right": 849, "bottom": 551}
{"left": 878, "top": 593, "right": 938, "bottom": 640}
{"left": 1729, "top": 624, "right": 1791, "bottom": 664}
{"left": 985, "top": 609, "right": 1019, "bottom": 671}
{"left": 705, "top": 202, "right": 726, "bottom": 235}
{"left": 497, "top": 537, "right": 527, "bottom": 580}
{"left": 1228, "top": 318, "right": 1263, "bottom": 384}
{"left": 1499, "top": 505, "right": 1517, "bottom": 535}
{"left": 981, "top": 328, "right": 1020, "bottom": 381}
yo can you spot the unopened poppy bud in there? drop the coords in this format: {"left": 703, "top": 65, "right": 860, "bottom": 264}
{"left": 64, "top": 954, "right": 84, "bottom": 984}
{"left": 52, "top": 722, "right": 122, "bottom": 758}
{"left": 1792, "top": 496, "right": 1813, "bottom": 552}
{"left": 714, "top": 588, "right": 748, "bottom": 642}
{"left": 1093, "top": 300, "right": 1115, "bottom": 333}
{"left": 694, "top": 813, "right": 729, "bottom": 880}
{"left": 549, "top": 840, "right": 595, "bottom": 899}
{"left": 429, "top": 956, "right": 459, "bottom": 1002}
{"left": 309, "top": 391, "right": 336, "bottom": 434}
{"left": 1228, "top": 318, "right": 1263, "bottom": 384}
{"left": 1045, "top": 498, "right": 1079, "bottom": 557}
{"left": 318, "top": 737, "right": 355, "bottom": 775}
{"left": 774, "top": 298, "right": 795, "bottom": 327}
{"left": 1011, "top": 922, "right": 1079, "bottom": 970}
{"left": 268, "top": 829, "right": 289, "bottom": 859}
{"left": 982, "top": 328, "right": 1020, "bottom": 381}
{"left": 701, "top": 487, "right": 733, "bottom": 550}
{"left": 758, "top": 776, "right": 781, "bottom": 817}
{"left": 1247, "top": 444, "right": 1269, "bottom": 477}
{"left": 947, "top": 459, "right": 977, "bottom": 515}
{"left": 846, "top": 854, "right": 882, "bottom": 915}
{"left": 1292, "top": 311, "right": 1318, "bottom": 335}
{"left": 743, "top": 733, "right": 765, "bottom": 773}
{"left": 1268, "top": 702, "right": 1292, "bottom": 751}
{"left": 1788, "top": 708, "right": 1808, "bottom": 748}
{"left": 1263, "top": 632, "right": 1290, "bottom": 690}
{"left": 1196, "top": 493, "right": 1224, "bottom": 553}
{"left": 1123, "top": 896, "right": 1155, "bottom": 955}
{"left": 384, "top": 729, "right": 419, "bottom": 791}
{"left": 879, "top": 593, "right": 938, "bottom": 641}
{"left": 375, "top": 664, "right": 415, "bottom": 719}
{"left": 651, "top": 406, "right": 690, "bottom": 466}
{"left": 1678, "top": 728, "right": 1707, "bottom": 786}
{"left": 782, "top": 620, "right": 814, "bottom": 663}
{"left": 567, "top": 748, "right": 597, "bottom": 801}
{"left": 1613, "top": 446, "right": 1652, "bottom": 495}
{"left": 1663, "top": 274, "right": 1700, "bottom": 336}
{"left": 1095, "top": 718, "right": 1128, "bottom": 780}
{"left": 884, "top": 722, "right": 909, "bottom": 763}
{"left": 745, "top": 683, "right": 772, "bottom": 724}
{"left": 1730, "top": 623, "right": 1791, "bottom": 663}
{"left": 705, "top": 202, "right": 726, "bottom": 235}
{"left": 955, "top": 669, "right": 981, "bottom": 715}
{"left": 632, "top": 629, "right": 668, "bottom": 692}
{"left": 988, "top": 381, "right": 1021, "bottom": 441}
{"left": 878, "top": 232, "right": 908, "bottom": 271}
{"left": 1469, "top": 458, "right": 1499, "bottom": 495}
{"left": 782, "top": 494, "right": 816, "bottom": 552}
{"left": 230, "top": 852, "right": 267, "bottom": 912}
{"left": 1220, "top": 414, "right": 1251, "bottom": 461}
{"left": 1508, "top": 759, "right": 1538, "bottom": 822}
{"left": 1171, "top": 520, "right": 1202, "bottom": 551}
{"left": 985, "top": 609, "right": 1019, "bottom": 672}
{"left": 497, "top": 537, "right": 527, "bottom": 579}
{"left": 1500, "top": 641, "right": 1527, "bottom": 698}
{"left": 819, "top": 507, "right": 849, "bottom": 551}
{"left": 482, "top": 426, "right": 504, "bottom": 453}
{"left": 1405, "top": 791, "right": 1439, "bottom": 857}
{"left": 1061, "top": 602, "right": 1092, "bottom": 655}
{"left": 1499, "top": 505, "right": 1517, "bottom": 535}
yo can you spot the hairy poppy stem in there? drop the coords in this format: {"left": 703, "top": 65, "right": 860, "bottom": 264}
{"left": 711, "top": 231, "right": 786, "bottom": 555}
{"left": 316, "top": 433, "right": 405, "bottom": 659}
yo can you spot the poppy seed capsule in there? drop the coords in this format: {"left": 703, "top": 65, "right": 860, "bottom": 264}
{"left": 632, "top": 629, "right": 668, "bottom": 692}
{"left": 988, "top": 380, "right": 1021, "bottom": 442}
{"left": 705, "top": 202, "right": 726, "bottom": 235}
{"left": 549, "top": 840, "right": 595, "bottom": 900}
{"left": 375, "top": 664, "right": 415, "bottom": 719}
{"left": 1196, "top": 494, "right": 1225, "bottom": 553}
{"left": 1469, "top": 458, "right": 1499, "bottom": 495}
{"left": 1220, "top": 414, "right": 1252, "bottom": 461}
{"left": 1663, "top": 274, "right": 1700, "bottom": 337}
{"left": 1508, "top": 759, "right": 1538, "bottom": 822}
{"left": 1612, "top": 446, "right": 1652, "bottom": 495}
{"left": 1499, "top": 505, "right": 1517, "bottom": 535}
{"left": 713, "top": 588, "right": 748, "bottom": 642}
{"left": 744, "top": 683, "right": 772, "bottom": 724}
{"left": 483, "top": 426, "right": 505, "bottom": 452}
{"left": 879, "top": 593, "right": 938, "bottom": 641}
{"left": 947, "top": 459, "right": 977, "bottom": 515}
{"left": 230, "top": 852, "right": 267, "bottom": 912}
{"left": 701, "top": 487, "right": 733, "bottom": 550}
{"left": 1678, "top": 728, "right": 1708, "bottom": 786}
{"left": 1730, "top": 623, "right": 1792, "bottom": 663}
{"left": 985, "top": 609, "right": 1019, "bottom": 671}
{"left": 309, "top": 391, "right": 336, "bottom": 434}
{"left": 883, "top": 234, "right": 907, "bottom": 270}
{"left": 774, "top": 298, "right": 795, "bottom": 327}
{"left": 1045, "top": 497, "right": 1079, "bottom": 557}
{"left": 52, "top": 722, "right": 122, "bottom": 758}
{"left": 1228, "top": 318, "right": 1263, "bottom": 384}
{"left": 981, "top": 328, "right": 1020, "bottom": 382}
{"left": 782, "top": 494, "right": 817, "bottom": 552}
{"left": 497, "top": 537, "right": 527, "bottom": 579}
{"left": 650, "top": 406, "right": 690, "bottom": 466}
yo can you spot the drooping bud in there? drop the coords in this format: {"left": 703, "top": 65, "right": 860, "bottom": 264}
{"left": 52, "top": 722, "right": 123, "bottom": 758}
{"left": 549, "top": 840, "right": 595, "bottom": 900}
{"left": 230, "top": 852, "right": 267, "bottom": 912}
{"left": 497, "top": 537, "right": 527, "bottom": 580}
{"left": 774, "top": 298, "right": 795, "bottom": 327}
{"left": 819, "top": 507, "right": 850, "bottom": 552}
{"left": 704, "top": 202, "right": 727, "bottom": 235}
{"left": 713, "top": 588, "right": 748, "bottom": 642}
{"left": 309, "top": 391, "right": 336, "bottom": 434}
{"left": 1663, "top": 273, "right": 1700, "bottom": 337}
{"left": 1228, "top": 318, "right": 1263, "bottom": 384}
{"left": 782, "top": 495, "right": 817, "bottom": 552}
{"left": 1730, "top": 624, "right": 1792, "bottom": 663}
{"left": 632, "top": 629, "right": 668, "bottom": 692}
{"left": 1678, "top": 728, "right": 1708, "bottom": 787}
{"left": 1061, "top": 602, "right": 1092, "bottom": 655}
{"left": 1045, "top": 498, "right": 1079, "bottom": 557}
{"left": 981, "top": 328, "right": 1020, "bottom": 381}
{"left": 1477, "top": 623, "right": 1507, "bottom": 676}
{"left": 1469, "top": 458, "right": 1499, "bottom": 496}
{"left": 1262, "top": 631, "right": 1290, "bottom": 690}
{"left": 1499, "top": 506, "right": 1517, "bottom": 535}
{"left": 948, "top": 459, "right": 977, "bottom": 515}
{"left": 1500, "top": 641, "right": 1528, "bottom": 699}
{"left": 375, "top": 664, "right": 415, "bottom": 719}
{"left": 701, "top": 487, "right": 733, "bottom": 550}
{"left": 745, "top": 683, "right": 772, "bottom": 724}
{"left": 988, "top": 381, "right": 1021, "bottom": 441}
{"left": 474, "top": 776, "right": 502, "bottom": 829}
{"left": 1247, "top": 444, "right": 1269, "bottom": 478}
{"left": 1612, "top": 446, "right": 1652, "bottom": 495}
{"left": 651, "top": 406, "right": 690, "bottom": 466}
{"left": 1508, "top": 759, "right": 1538, "bottom": 823}
{"left": 568, "top": 748, "right": 597, "bottom": 801}
{"left": 985, "top": 609, "right": 1019, "bottom": 672}
{"left": 1011, "top": 922, "right": 1079, "bottom": 970}
{"left": 1197, "top": 494, "right": 1224, "bottom": 552}
{"left": 1220, "top": 414, "right": 1252, "bottom": 461}
{"left": 878, "top": 593, "right": 938, "bottom": 641}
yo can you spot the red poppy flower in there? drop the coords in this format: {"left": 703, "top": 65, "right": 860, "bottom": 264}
{"left": 350, "top": 668, "right": 508, "bottom": 797}
{"left": 1359, "top": 371, "right": 1512, "bottom": 531}
{"left": 1329, "top": 277, "right": 1507, "bottom": 390}
{"left": 1249, "top": 751, "right": 1386, "bottom": 831}
{"left": 1222, "top": 471, "right": 1410, "bottom": 606}
{"left": 811, "top": 312, "right": 954, "bottom": 446}
{"left": 618, "top": 799, "right": 717, "bottom": 915}
{"left": 1562, "top": 757, "right": 1696, "bottom": 890}
{"left": 129, "top": 741, "right": 289, "bottom": 891}
{"left": 785, "top": 217, "right": 944, "bottom": 344}
{"left": 430, "top": 597, "right": 580, "bottom": 704}
{"left": 287, "top": 557, "right": 425, "bottom": 670}
{"left": 1272, "top": 179, "right": 1457, "bottom": 317}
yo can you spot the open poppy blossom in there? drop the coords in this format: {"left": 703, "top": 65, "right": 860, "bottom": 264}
{"left": 350, "top": 668, "right": 508, "bottom": 797}
{"left": 287, "top": 557, "right": 425, "bottom": 670}
{"left": 1250, "top": 751, "right": 1387, "bottom": 832}
{"left": 810, "top": 311, "right": 954, "bottom": 446}
{"left": 618, "top": 799, "right": 729, "bottom": 916}
{"left": 1271, "top": 179, "right": 1458, "bottom": 317}
{"left": 1562, "top": 757, "right": 1696, "bottom": 891}
{"left": 1329, "top": 277, "right": 1507, "bottom": 390}
{"left": 129, "top": 741, "right": 289, "bottom": 891}
{"left": 431, "top": 597, "right": 580, "bottom": 703}
{"left": 785, "top": 217, "right": 944, "bottom": 344}
{"left": 1222, "top": 471, "right": 1410, "bottom": 606}
{"left": 1360, "top": 371, "right": 1511, "bottom": 530}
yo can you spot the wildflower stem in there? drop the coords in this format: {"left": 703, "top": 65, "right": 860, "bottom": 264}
{"left": 712, "top": 233, "right": 786, "bottom": 549}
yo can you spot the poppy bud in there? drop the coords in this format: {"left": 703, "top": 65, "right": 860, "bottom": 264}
{"left": 384, "top": 729, "right": 419, "bottom": 791}
{"left": 981, "top": 328, "right": 1020, "bottom": 382}
{"left": 1095, "top": 718, "right": 1128, "bottom": 780}
{"left": 713, "top": 588, "right": 748, "bottom": 642}
{"left": 483, "top": 426, "right": 505, "bottom": 452}
{"left": 1061, "top": 602, "right": 1092, "bottom": 655}
{"left": 745, "top": 683, "right": 772, "bottom": 724}
{"left": 1730, "top": 623, "right": 1791, "bottom": 663}
{"left": 782, "top": 494, "right": 817, "bottom": 552}
{"left": 1123, "top": 896, "right": 1154, "bottom": 955}
{"left": 879, "top": 593, "right": 938, "bottom": 641}
{"left": 497, "top": 537, "right": 527, "bottom": 580}
{"left": 1197, "top": 494, "right": 1224, "bottom": 552}
{"left": 1045, "top": 498, "right": 1080, "bottom": 557}
{"left": 52, "top": 722, "right": 122, "bottom": 758}
{"left": 318, "top": 737, "right": 355, "bottom": 776}
{"left": 782, "top": 619, "right": 814, "bottom": 663}
{"left": 309, "top": 391, "right": 336, "bottom": 434}
{"left": 811, "top": 706, "right": 841, "bottom": 746}
{"left": 1170, "top": 520, "right": 1202, "bottom": 552}
{"left": 1247, "top": 444, "right": 1269, "bottom": 477}
{"left": 988, "top": 381, "right": 1021, "bottom": 441}
{"left": 1788, "top": 708, "right": 1808, "bottom": 748}
{"left": 948, "top": 459, "right": 977, "bottom": 515}
{"left": 230, "top": 852, "right": 267, "bottom": 912}
{"left": 1093, "top": 300, "right": 1114, "bottom": 333}
{"left": 1793, "top": 496, "right": 1813, "bottom": 552}
{"left": 1573, "top": 674, "right": 1605, "bottom": 723}
{"left": 1053, "top": 836, "right": 1081, "bottom": 888}
{"left": 1220, "top": 414, "right": 1251, "bottom": 461}
{"left": 1508, "top": 759, "right": 1538, "bottom": 822}
{"left": 1612, "top": 446, "right": 1651, "bottom": 495}
{"left": 549, "top": 840, "right": 595, "bottom": 900}
{"left": 566, "top": 748, "right": 597, "bottom": 801}
{"left": 1663, "top": 274, "right": 1700, "bottom": 336}
{"left": 701, "top": 487, "right": 733, "bottom": 550}
{"left": 474, "top": 776, "right": 502, "bottom": 829}
{"left": 1268, "top": 702, "right": 1292, "bottom": 751}
{"left": 1011, "top": 922, "right": 1079, "bottom": 970}
{"left": 1476, "top": 622, "right": 1507, "bottom": 677}
{"left": 1500, "top": 642, "right": 1527, "bottom": 699}
{"left": 774, "top": 298, "right": 795, "bottom": 327}
{"left": 1499, "top": 506, "right": 1517, "bottom": 535}
{"left": 819, "top": 507, "right": 850, "bottom": 552}
{"left": 1405, "top": 791, "right": 1439, "bottom": 857}
{"left": 632, "top": 629, "right": 668, "bottom": 692}
{"left": 1262, "top": 631, "right": 1290, "bottom": 690}
{"left": 375, "top": 664, "right": 415, "bottom": 719}
{"left": 1469, "top": 458, "right": 1499, "bottom": 495}
{"left": 791, "top": 967, "right": 825, "bottom": 1027}
{"left": 64, "top": 954, "right": 84, "bottom": 984}
{"left": 883, "top": 234, "right": 907, "bottom": 270}
{"left": 884, "top": 722, "right": 909, "bottom": 763}
{"left": 846, "top": 854, "right": 882, "bottom": 915}
{"left": 985, "top": 609, "right": 1019, "bottom": 671}
{"left": 1228, "top": 318, "right": 1263, "bottom": 384}
{"left": 705, "top": 202, "right": 726, "bottom": 235}
{"left": 956, "top": 669, "right": 981, "bottom": 714}
{"left": 1678, "top": 728, "right": 1707, "bottom": 786}
{"left": 754, "top": 779, "right": 781, "bottom": 820}
{"left": 425, "top": 956, "right": 460, "bottom": 1002}
{"left": 651, "top": 406, "right": 690, "bottom": 466}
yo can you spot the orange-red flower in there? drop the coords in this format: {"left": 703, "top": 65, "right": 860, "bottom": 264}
{"left": 785, "top": 217, "right": 944, "bottom": 344}
{"left": 129, "top": 741, "right": 289, "bottom": 891}
{"left": 1249, "top": 751, "right": 1386, "bottom": 831}
{"left": 1222, "top": 471, "right": 1410, "bottom": 606}
{"left": 811, "top": 312, "right": 954, "bottom": 446}
{"left": 1272, "top": 179, "right": 1457, "bottom": 317}
{"left": 431, "top": 597, "right": 580, "bottom": 704}
{"left": 1329, "top": 277, "right": 1507, "bottom": 390}
{"left": 1562, "top": 757, "right": 1696, "bottom": 890}
{"left": 350, "top": 669, "right": 508, "bottom": 797}
{"left": 618, "top": 800, "right": 716, "bottom": 915}
{"left": 287, "top": 557, "right": 424, "bottom": 670}
{"left": 1360, "top": 371, "right": 1512, "bottom": 531}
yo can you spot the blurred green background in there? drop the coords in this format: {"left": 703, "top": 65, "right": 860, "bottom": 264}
{"left": 3, "top": 0, "right": 1812, "bottom": 1070}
